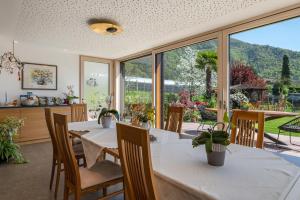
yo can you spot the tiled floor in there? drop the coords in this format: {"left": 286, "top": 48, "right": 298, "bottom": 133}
{"left": 0, "top": 142, "right": 123, "bottom": 200}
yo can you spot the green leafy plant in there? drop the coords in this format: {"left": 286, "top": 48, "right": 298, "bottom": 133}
{"left": 192, "top": 129, "right": 230, "bottom": 152}
{"left": 0, "top": 117, "right": 26, "bottom": 164}
{"left": 137, "top": 108, "right": 155, "bottom": 124}
{"left": 97, "top": 108, "right": 120, "bottom": 124}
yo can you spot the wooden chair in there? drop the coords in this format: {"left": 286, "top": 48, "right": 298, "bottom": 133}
{"left": 116, "top": 123, "right": 159, "bottom": 200}
{"left": 53, "top": 113, "right": 123, "bottom": 200}
{"left": 165, "top": 106, "right": 184, "bottom": 134}
{"left": 230, "top": 110, "right": 265, "bottom": 149}
{"left": 45, "top": 108, "right": 86, "bottom": 199}
{"left": 71, "top": 104, "right": 88, "bottom": 122}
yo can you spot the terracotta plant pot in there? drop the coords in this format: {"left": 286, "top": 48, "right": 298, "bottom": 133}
{"left": 101, "top": 116, "right": 112, "bottom": 128}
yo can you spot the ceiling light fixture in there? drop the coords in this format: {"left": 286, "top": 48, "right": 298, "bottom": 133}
{"left": 89, "top": 22, "right": 123, "bottom": 35}
{"left": 0, "top": 40, "right": 23, "bottom": 80}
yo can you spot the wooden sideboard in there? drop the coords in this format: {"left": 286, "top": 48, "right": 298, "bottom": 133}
{"left": 0, "top": 106, "right": 71, "bottom": 144}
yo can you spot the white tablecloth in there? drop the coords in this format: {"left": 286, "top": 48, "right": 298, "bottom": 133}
{"left": 68, "top": 121, "right": 300, "bottom": 200}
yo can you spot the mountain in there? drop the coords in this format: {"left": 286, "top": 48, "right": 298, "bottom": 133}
{"left": 230, "top": 38, "right": 300, "bottom": 84}
{"left": 124, "top": 38, "right": 300, "bottom": 85}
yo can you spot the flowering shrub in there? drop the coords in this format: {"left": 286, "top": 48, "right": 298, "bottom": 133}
{"left": 230, "top": 92, "right": 249, "bottom": 108}
{"left": 178, "top": 90, "right": 194, "bottom": 108}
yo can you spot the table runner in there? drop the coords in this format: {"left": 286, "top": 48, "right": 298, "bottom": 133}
{"left": 68, "top": 121, "right": 300, "bottom": 200}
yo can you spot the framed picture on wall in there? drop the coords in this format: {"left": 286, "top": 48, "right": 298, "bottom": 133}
{"left": 22, "top": 62, "right": 57, "bottom": 90}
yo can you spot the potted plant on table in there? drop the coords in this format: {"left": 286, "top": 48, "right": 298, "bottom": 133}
{"left": 0, "top": 117, "right": 26, "bottom": 164}
{"left": 98, "top": 108, "right": 119, "bottom": 128}
{"left": 192, "top": 122, "right": 230, "bottom": 166}
{"left": 137, "top": 108, "right": 155, "bottom": 129}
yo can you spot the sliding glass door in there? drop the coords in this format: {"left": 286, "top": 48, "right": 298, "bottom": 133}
{"left": 157, "top": 38, "right": 222, "bottom": 134}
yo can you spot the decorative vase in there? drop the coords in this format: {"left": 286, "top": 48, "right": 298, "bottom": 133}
{"left": 140, "top": 121, "right": 151, "bottom": 130}
{"left": 206, "top": 143, "right": 226, "bottom": 166}
{"left": 68, "top": 99, "right": 74, "bottom": 105}
{"left": 101, "top": 116, "right": 112, "bottom": 128}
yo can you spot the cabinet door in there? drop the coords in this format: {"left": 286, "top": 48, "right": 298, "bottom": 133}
{"left": 51, "top": 107, "right": 72, "bottom": 122}
{"left": 20, "top": 108, "right": 49, "bottom": 142}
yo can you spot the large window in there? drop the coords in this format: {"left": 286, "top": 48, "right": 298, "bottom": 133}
{"left": 229, "top": 17, "right": 300, "bottom": 135}
{"left": 121, "top": 55, "right": 152, "bottom": 119}
{"left": 161, "top": 39, "right": 218, "bottom": 134}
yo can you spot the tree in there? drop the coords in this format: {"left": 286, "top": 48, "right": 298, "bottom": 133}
{"left": 230, "top": 62, "right": 266, "bottom": 88}
{"left": 281, "top": 55, "right": 291, "bottom": 85}
{"left": 176, "top": 47, "right": 205, "bottom": 99}
{"left": 272, "top": 81, "right": 282, "bottom": 96}
{"left": 195, "top": 50, "right": 217, "bottom": 99}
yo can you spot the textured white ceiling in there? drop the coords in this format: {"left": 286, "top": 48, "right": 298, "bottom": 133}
{"left": 0, "top": 0, "right": 299, "bottom": 59}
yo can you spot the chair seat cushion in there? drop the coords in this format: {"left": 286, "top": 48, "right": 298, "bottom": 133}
{"left": 79, "top": 160, "right": 123, "bottom": 190}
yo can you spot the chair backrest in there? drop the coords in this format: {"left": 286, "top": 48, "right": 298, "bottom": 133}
{"left": 53, "top": 113, "right": 81, "bottom": 190}
{"left": 45, "top": 108, "right": 58, "bottom": 157}
{"left": 165, "top": 106, "right": 184, "bottom": 133}
{"left": 71, "top": 104, "right": 88, "bottom": 122}
{"left": 230, "top": 110, "right": 265, "bottom": 149}
{"left": 116, "top": 123, "right": 158, "bottom": 200}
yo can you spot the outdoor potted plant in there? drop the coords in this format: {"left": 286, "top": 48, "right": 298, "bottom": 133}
{"left": 240, "top": 102, "right": 252, "bottom": 111}
{"left": 98, "top": 108, "right": 119, "bottom": 128}
{"left": 0, "top": 117, "right": 26, "bottom": 164}
{"left": 192, "top": 122, "right": 230, "bottom": 166}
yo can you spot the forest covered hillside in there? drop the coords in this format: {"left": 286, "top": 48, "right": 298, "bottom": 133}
{"left": 124, "top": 39, "right": 300, "bottom": 84}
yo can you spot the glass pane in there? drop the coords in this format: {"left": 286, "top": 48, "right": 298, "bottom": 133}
{"left": 162, "top": 39, "right": 218, "bottom": 135}
{"left": 83, "top": 61, "right": 109, "bottom": 120}
{"left": 229, "top": 17, "right": 300, "bottom": 138}
{"left": 121, "top": 55, "right": 152, "bottom": 121}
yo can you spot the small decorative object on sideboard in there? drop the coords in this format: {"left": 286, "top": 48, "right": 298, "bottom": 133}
{"left": 64, "top": 85, "right": 78, "bottom": 104}
{"left": 47, "top": 97, "right": 55, "bottom": 106}
{"left": 20, "top": 93, "right": 39, "bottom": 107}
{"left": 192, "top": 122, "right": 230, "bottom": 166}
{"left": 98, "top": 108, "right": 119, "bottom": 128}
{"left": 0, "top": 117, "right": 26, "bottom": 164}
{"left": 38, "top": 96, "right": 47, "bottom": 106}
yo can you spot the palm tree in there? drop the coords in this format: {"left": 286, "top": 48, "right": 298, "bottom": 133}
{"left": 195, "top": 50, "right": 217, "bottom": 99}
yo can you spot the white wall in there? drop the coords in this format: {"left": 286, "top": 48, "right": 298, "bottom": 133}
{"left": 0, "top": 35, "right": 79, "bottom": 103}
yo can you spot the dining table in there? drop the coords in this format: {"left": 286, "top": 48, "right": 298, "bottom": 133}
{"left": 68, "top": 120, "right": 300, "bottom": 200}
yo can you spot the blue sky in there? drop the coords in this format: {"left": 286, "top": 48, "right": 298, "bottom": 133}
{"left": 231, "top": 17, "right": 300, "bottom": 52}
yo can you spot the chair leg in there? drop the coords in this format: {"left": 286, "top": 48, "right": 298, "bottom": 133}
{"left": 289, "top": 131, "right": 293, "bottom": 144}
{"left": 54, "top": 160, "right": 61, "bottom": 199}
{"left": 103, "top": 187, "right": 107, "bottom": 196}
{"left": 63, "top": 184, "right": 69, "bottom": 200}
{"left": 74, "top": 190, "right": 81, "bottom": 200}
{"left": 276, "top": 130, "right": 280, "bottom": 146}
{"left": 50, "top": 157, "right": 56, "bottom": 190}
{"left": 83, "top": 156, "right": 87, "bottom": 168}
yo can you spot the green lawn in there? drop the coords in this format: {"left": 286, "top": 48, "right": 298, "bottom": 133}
{"left": 264, "top": 116, "right": 300, "bottom": 137}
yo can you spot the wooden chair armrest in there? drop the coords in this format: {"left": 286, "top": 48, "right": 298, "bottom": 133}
{"left": 68, "top": 130, "right": 82, "bottom": 139}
